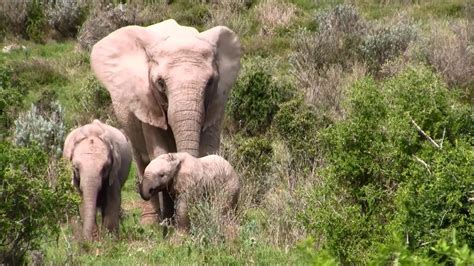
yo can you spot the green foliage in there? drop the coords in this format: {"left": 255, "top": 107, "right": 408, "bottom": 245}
{"left": 273, "top": 98, "right": 322, "bottom": 165}
{"left": 73, "top": 76, "right": 113, "bottom": 123}
{"left": 13, "top": 101, "right": 67, "bottom": 157}
{"left": 227, "top": 58, "right": 292, "bottom": 136}
{"left": 26, "top": 0, "right": 48, "bottom": 43}
{"left": 303, "top": 66, "right": 473, "bottom": 264}
{"left": 0, "top": 142, "right": 78, "bottom": 264}
{"left": 171, "top": 3, "right": 210, "bottom": 30}
{"left": 0, "top": 66, "right": 27, "bottom": 135}
{"left": 359, "top": 20, "right": 417, "bottom": 75}
{"left": 392, "top": 139, "right": 474, "bottom": 253}
{"left": 234, "top": 135, "right": 274, "bottom": 202}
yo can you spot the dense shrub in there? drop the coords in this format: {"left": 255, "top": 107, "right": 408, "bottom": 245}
{"left": 227, "top": 58, "right": 292, "bottom": 136}
{"left": 359, "top": 18, "right": 417, "bottom": 75}
{"left": 13, "top": 101, "right": 67, "bottom": 157}
{"left": 73, "top": 76, "right": 113, "bottom": 124}
{"left": 234, "top": 135, "right": 274, "bottom": 203}
{"left": 391, "top": 139, "right": 473, "bottom": 254}
{"left": 302, "top": 67, "right": 473, "bottom": 264}
{"left": 273, "top": 98, "right": 322, "bottom": 166}
{"left": 46, "top": 0, "right": 88, "bottom": 38}
{"left": 0, "top": 66, "right": 27, "bottom": 135}
{"left": 0, "top": 142, "right": 78, "bottom": 264}
{"left": 25, "top": 0, "right": 48, "bottom": 43}
{"left": 77, "top": 3, "right": 143, "bottom": 50}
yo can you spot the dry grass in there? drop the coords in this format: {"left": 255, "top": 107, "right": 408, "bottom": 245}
{"left": 206, "top": 0, "right": 252, "bottom": 37}
{"left": 0, "top": 1, "right": 28, "bottom": 37}
{"left": 424, "top": 20, "right": 473, "bottom": 90}
{"left": 255, "top": 0, "right": 297, "bottom": 37}
{"left": 291, "top": 27, "right": 367, "bottom": 119}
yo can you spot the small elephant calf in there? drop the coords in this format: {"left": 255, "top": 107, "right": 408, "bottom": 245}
{"left": 139, "top": 152, "right": 240, "bottom": 231}
{"left": 63, "top": 119, "right": 132, "bottom": 240}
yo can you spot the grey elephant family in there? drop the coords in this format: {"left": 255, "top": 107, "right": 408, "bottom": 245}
{"left": 63, "top": 19, "right": 242, "bottom": 240}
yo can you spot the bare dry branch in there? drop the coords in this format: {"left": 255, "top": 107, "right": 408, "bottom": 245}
{"left": 413, "top": 155, "right": 432, "bottom": 175}
{"left": 410, "top": 118, "right": 441, "bottom": 149}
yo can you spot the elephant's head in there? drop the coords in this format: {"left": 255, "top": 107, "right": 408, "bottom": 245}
{"left": 63, "top": 120, "right": 122, "bottom": 240}
{"left": 90, "top": 19, "right": 241, "bottom": 156}
{"left": 140, "top": 153, "right": 181, "bottom": 200}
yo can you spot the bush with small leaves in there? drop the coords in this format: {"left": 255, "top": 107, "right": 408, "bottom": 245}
{"left": 359, "top": 18, "right": 417, "bottom": 75}
{"left": 273, "top": 98, "right": 323, "bottom": 167}
{"left": 73, "top": 75, "right": 113, "bottom": 123}
{"left": 302, "top": 66, "right": 473, "bottom": 264}
{"left": 0, "top": 66, "right": 27, "bottom": 135}
{"left": 227, "top": 58, "right": 292, "bottom": 136}
{"left": 14, "top": 101, "right": 66, "bottom": 157}
{"left": 235, "top": 135, "right": 274, "bottom": 203}
{"left": 0, "top": 142, "right": 78, "bottom": 265}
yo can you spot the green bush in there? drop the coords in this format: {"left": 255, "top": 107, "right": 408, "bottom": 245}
{"left": 73, "top": 76, "right": 113, "bottom": 123}
{"left": 273, "top": 98, "right": 323, "bottom": 167}
{"left": 235, "top": 135, "right": 274, "bottom": 203}
{"left": 227, "top": 59, "right": 291, "bottom": 136}
{"left": 0, "top": 66, "right": 27, "bottom": 135}
{"left": 25, "top": 0, "right": 48, "bottom": 43}
{"left": 302, "top": 66, "right": 473, "bottom": 264}
{"left": 0, "top": 142, "right": 78, "bottom": 264}
{"left": 392, "top": 139, "right": 473, "bottom": 254}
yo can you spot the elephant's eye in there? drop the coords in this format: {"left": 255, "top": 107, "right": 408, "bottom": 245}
{"left": 156, "top": 78, "right": 166, "bottom": 92}
{"left": 73, "top": 167, "right": 80, "bottom": 186}
{"left": 206, "top": 77, "right": 214, "bottom": 88}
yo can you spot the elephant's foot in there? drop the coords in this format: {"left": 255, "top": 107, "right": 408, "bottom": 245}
{"left": 140, "top": 200, "right": 159, "bottom": 225}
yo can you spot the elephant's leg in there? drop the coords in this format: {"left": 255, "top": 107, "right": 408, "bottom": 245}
{"left": 102, "top": 186, "right": 121, "bottom": 236}
{"left": 199, "top": 124, "right": 221, "bottom": 156}
{"left": 175, "top": 195, "right": 190, "bottom": 232}
{"left": 141, "top": 123, "right": 176, "bottom": 224}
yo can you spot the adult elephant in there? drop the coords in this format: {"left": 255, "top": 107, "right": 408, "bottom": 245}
{"left": 90, "top": 19, "right": 241, "bottom": 225}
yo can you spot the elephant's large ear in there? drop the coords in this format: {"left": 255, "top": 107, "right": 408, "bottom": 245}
{"left": 199, "top": 26, "right": 241, "bottom": 130}
{"left": 108, "top": 143, "right": 122, "bottom": 186}
{"left": 90, "top": 23, "right": 175, "bottom": 130}
{"left": 63, "top": 128, "right": 85, "bottom": 160}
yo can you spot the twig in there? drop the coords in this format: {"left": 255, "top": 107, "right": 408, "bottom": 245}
{"left": 410, "top": 118, "right": 441, "bottom": 149}
{"left": 413, "top": 155, "right": 431, "bottom": 175}
{"left": 440, "top": 128, "right": 446, "bottom": 149}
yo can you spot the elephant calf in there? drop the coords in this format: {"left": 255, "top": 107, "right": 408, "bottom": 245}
{"left": 139, "top": 152, "right": 240, "bottom": 231}
{"left": 63, "top": 119, "right": 132, "bottom": 240}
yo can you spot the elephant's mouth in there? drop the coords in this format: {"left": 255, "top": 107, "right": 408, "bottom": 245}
{"left": 139, "top": 186, "right": 159, "bottom": 201}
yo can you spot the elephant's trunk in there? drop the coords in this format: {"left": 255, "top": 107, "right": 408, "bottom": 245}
{"left": 81, "top": 180, "right": 99, "bottom": 240}
{"left": 168, "top": 86, "right": 204, "bottom": 157}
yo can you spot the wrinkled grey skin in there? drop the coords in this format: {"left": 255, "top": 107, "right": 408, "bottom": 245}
{"left": 63, "top": 120, "right": 132, "bottom": 240}
{"left": 140, "top": 152, "right": 240, "bottom": 231}
{"left": 90, "top": 19, "right": 241, "bottom": 225}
